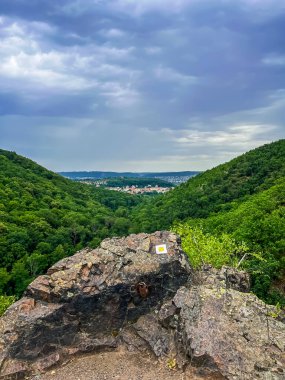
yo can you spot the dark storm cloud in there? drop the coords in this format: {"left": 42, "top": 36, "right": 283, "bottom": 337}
{"left": 0, "top": 0, "right": 284, "bottom": 170}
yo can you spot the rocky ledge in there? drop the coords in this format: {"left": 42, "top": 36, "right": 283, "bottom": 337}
{"left": 0, "top": 232, "right": 284, "bottom": 380}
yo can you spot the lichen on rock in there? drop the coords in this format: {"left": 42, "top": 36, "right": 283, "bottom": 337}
{"left": 0, "top": 232, "right": 284, "bottom": 380}
{"left": 0, "top": 231, "right": 190, "bottom": 379}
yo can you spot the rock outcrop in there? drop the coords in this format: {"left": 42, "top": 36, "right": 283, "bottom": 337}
{"left": 122, "top": 266, "right": 285, "bottom": 380}
{"left": 0, "top": 232, "right": 284, "bottom": 380}
{"left": 0, "top": 232, "right": 190, "bottom": 378}
{"left": 136, "top": 273, "right": 285, "bottom": 379}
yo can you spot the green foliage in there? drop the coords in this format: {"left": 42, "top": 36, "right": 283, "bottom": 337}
{"left": 131, "top": 140, "right": 285, "bottom": 232}
{"left": 266, "top": 302, "right": 282, "bottom": 318}
{"left": 129, "top": 140, "right": 285, "bottom": 306}
{"left": 50, "top": 244, "right": 66, "bottom": 263}
{"left": 0, "top": 295, "right": 16, "bottom": 316}
{"left": 242, "top": 252, "right": 285, "bottom": 306}
{"left": 0, "top": 141, "right": 284, "bottom": 308}
{"left": 0, "top": 268, "right": 10, "bottom": 293}
{"left": 183, "top": 179, "right": 285, "bottom": 305}
{"left": 26, "top": 252, "right": 49, "bottom": 277}
{"left": 173, "top": 224, "right": 249, "bottom": 269}
{"left": 0, "top": 149, "right": 142, "bottom": 297}
{"left": 11, "top": 261, "right": 31, "bottom": 296}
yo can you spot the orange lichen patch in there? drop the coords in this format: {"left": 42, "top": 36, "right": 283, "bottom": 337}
{"left": 80, "top": 265, "right": 91, "bottom": 281}
{"left": 19, "top": 298, "right": 36, "bottom": 314}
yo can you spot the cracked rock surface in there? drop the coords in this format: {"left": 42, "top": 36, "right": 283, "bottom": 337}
{"left": 0, "top": 231, "right": 284, "bottom": 380}
{"left": 0, "top": 231, "right": 190, "bottom": 379}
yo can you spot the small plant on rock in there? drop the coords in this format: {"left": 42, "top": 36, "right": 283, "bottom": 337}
{"left": 166, "top": 357, "right": 177, "bottom": 370}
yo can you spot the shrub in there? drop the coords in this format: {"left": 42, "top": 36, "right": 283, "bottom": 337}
{"left": 172, "top": 223, "right": 249, "bottom": 269}
{"left": 0, "top": 295, "right": 16, "bottom": 316}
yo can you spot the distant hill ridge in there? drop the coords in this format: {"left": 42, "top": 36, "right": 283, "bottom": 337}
{"left": 129, "top": 139, "right": 285, "bottom": 305}
{"left": 59, "top": 170, "right": 200, "bottom": 179}
{"left": 130, "top": 139, "right": 285, "bottom": 231}
{"left": 0, "top": 140, "right": 284, "bottom": 307}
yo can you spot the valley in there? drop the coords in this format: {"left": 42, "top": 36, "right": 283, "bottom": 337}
{"left": 0, "top": 140, "right": 284, "bottom": 312}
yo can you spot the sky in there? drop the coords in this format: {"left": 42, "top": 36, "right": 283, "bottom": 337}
{"left": 0, "top": 0, "right": 284, "bottom": 172}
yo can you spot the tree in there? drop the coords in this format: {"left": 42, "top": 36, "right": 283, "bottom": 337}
{"left": 26, "top": 253, "right": 49, "bottom": 277}
{"left": 0, "top": 268, "right": 10, "bottom": 294}
{"left": 11, "top": 261, "right": 31, "bottom": 296}
{"left": 50, "top": 244, "right": 66, "bottom": 264}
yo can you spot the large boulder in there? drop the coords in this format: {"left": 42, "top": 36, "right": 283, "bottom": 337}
{"left": 1, "top": 232, "right": 284, "bottom": 380}
{"left": 126, "top": 267, "right": 285, "bottom": 380}
{"left": 173, "top": 285, "right": 285, "bottom": 379}
{"left": 0, "top": 231, "right": 190, "bottom": 379}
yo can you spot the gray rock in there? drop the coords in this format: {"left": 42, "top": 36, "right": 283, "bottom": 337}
{"left": 171, "top": 272, "right": 285, "bottom": 380}
{"left": 0, "top": 231, "right": 190, "bottom": 379}
{"left": 193, "top": 265, "right": 250, "bottom": 292}
{"left": 126, "top": 266, "right": 285, "bottom": 379}
{"left": 1, "top": 234, "right": 284, "bottom": 380}
{"left": 133, "top": 314, "right": 170, "bottom": 357}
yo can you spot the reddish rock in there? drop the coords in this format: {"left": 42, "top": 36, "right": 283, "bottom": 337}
{"left": 0, "top": 231, "right": 190, "bottom": 379}
{"left": 18, "top": 298, "right": 36, "bottom": 315}
{"left": 35, "top": 352, "right": 61, "bottom": 372}
{"left": 0, "top": 233, "right": 284, "bottom": 380}
{"left": 0, "top": 360, "right": 28, "bottom": 380}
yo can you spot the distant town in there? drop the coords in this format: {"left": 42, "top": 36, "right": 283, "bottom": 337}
{"left": 105, "top": 184, "right": 172, "bottom": 195}
{"left": 59, "top": 171, "right": 201, "bottom": 195}
{"left": 78, "top": 179, "right": 174, "bottom": 194}
{"left": 154, "top": 175, "right": 196, "bottom": 185}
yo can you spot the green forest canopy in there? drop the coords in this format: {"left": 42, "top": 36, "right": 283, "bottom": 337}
{"left": 172, "top": 178, "right": 285, "bottom": 305}
{"left": 129, "top": 140, "right": 285, "bottom": 305}
{"left": 130, "top": 139, "right": 285, "bottom": 232}
{"left": 0, "top": 149, "right": 142, "bottom": 297}
{"left": 0, "top": 139, "right": 284, "bottom": 309}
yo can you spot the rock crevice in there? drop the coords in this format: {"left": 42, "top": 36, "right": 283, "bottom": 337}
{"left": 0, "top": 232, "right": 190, "bottom": 378}
{"left": 0, "top": 231, "right": 284, "bottom": 380}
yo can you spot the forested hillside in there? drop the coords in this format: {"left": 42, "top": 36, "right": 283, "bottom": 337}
{"left": 0, "top": 150, "right": 141, "bottom": 297}
{"left": 130, "top": 140, "right": 285, "bottom": 232}
{"left": 130, "top": 140, "right": 285, "bottom": 305}
{"left": 174, "top": 178, "right": 285, "bottom": 305}
{"left": 0, "top": 140, "right": 284, "bottom": 309}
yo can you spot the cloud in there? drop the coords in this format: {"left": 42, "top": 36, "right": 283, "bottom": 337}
{"left": 0, "top": 16, "right": 139, "bottom": 107}
{"left": 0, "top": 51, "right": 96, "bottom": 91}
{"left": 173, "top": 124, "right": 276, "bottom": 149}
{"left": 0, "top": 0, "right": 284, "bottom": 171}
{"left": 0, "top": 18, "right": 90, "bottom": 91}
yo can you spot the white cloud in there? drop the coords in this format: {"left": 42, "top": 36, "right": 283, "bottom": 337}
{"left": 0, "top": 17, "right": 139, "bottom": 102}
{"left": 55, "top": 0, "right": 104, "bottom": 16}
{"left": 0, "top": 50, "right": 97, "bottom": 90}
{"left": 239, "top": 0, "right": 285, "bottom": 23}
{"left": 171, "top": 124, "right": 277, "bottom": 149}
